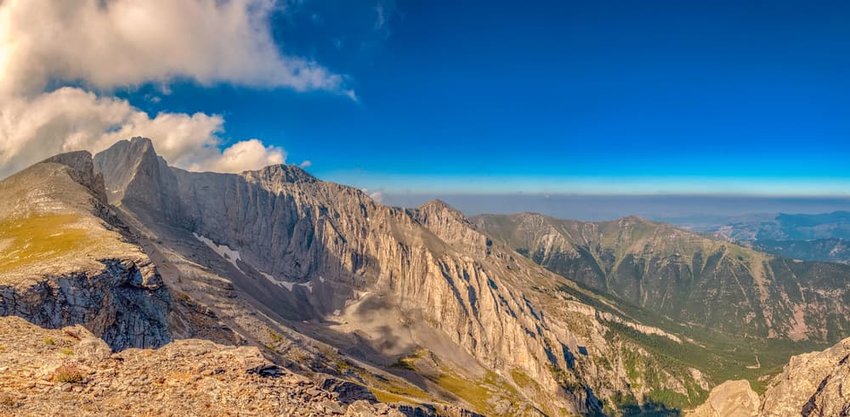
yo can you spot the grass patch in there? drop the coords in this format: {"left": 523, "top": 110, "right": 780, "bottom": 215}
{"left": 43, "top": 337, "right": 56, "bottom": 346}
{"left": 0, "top": 214, "right": 90, "bottom": 274}
{"left": 356, "top": 370, "right": 430, "bottom": 402}
{"left": 373, "top": 389, "right": 418, "bottom": 405}
{"left": 509, "top": 369, "right": 534, "bottom": 389}
{"left": 59, "top": 347, "right": 74, "bottom": 356}
{"left": 432, "top": 371, "right": 494, "bottom": 414}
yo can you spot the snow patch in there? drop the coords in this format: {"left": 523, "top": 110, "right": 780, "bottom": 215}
{"left": 193, "top": 233, "right": 243, "bottom": 273}
{"left": 257, "top": 270, "right": 314, "bottom": 293}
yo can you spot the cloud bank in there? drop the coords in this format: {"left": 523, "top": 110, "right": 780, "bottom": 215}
{"left": 0, "top": 0, "right": 337, "bottom": 177}
{"left": 0, "top": 0, "right": 344, "bottom": 95}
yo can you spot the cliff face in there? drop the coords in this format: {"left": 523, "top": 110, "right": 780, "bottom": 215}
{"left": 474, "top": 213, "right": 850, "bottom": 343}
{"left": 0, "top": 151, "right": 172, "bottom": 350}
{"left": 92, "top": 138, "right": 710, "bottom": 415}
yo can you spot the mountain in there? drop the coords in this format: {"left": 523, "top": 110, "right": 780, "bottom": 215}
{"left": 89, "top": 137, "right": 755, "bottom": 415}
{"left": 3, "top": 138, "right": 849, "bottom": 416}
{"left": 690, "top": 211, "right": 850, "bottom": 264}
{"left": 0, "top": 147, "right": 478, "bottom": 417}
{"left": 750, "top": 238, "right": 850, "bottom": 265}
{"left": 473, "top": 213, "right": 850, "bottom": 345}
{"left": 711, "top": 211, "right": 850, "bottom": 242}
{"left": 690, "top": 335, "right": 850, "bottom": 416}
{"left": 0, "top": 151, "right": 174, "bottom": 350}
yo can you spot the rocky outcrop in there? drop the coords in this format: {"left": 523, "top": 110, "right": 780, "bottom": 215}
{"left": 760, "top": 337, "right": 850, "bottom": 417}
{"left": 0, "top": 151, "right": 173, "bottom": 350}
{"left": 689, "top": 338, "right": 850, "bottom": 417}
{"left": 0, "top": 258, "right": 169, "bottom": 350}
{"left": 0, "top": 316, "right": 457, "bottom": 417}
{"left": 688, "top": 380, "right": 759, "bottom": 417}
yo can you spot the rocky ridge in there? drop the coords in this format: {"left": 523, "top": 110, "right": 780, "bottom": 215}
{"left": 0, "top": 151, "right": 173, "bottom": 350}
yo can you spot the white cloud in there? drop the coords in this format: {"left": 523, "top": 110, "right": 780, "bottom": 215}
{"left": 0, "top": 0, "right": 346, "bottom": 178}
{"left": 299, "top": 160, "right": 312, "bottom": 168}
{"left": 369, "top": 191, "right": 384, "bottom": 203}
{"left": 0, "top": 0, "right": 346, "bottom": 96}
{"left": 0, "top": 87, "right": 285, "bottom": 177}
{"left": 210, "top": 139, "right": 285, "bottom": 173}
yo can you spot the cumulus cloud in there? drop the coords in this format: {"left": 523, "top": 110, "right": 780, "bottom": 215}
{"left": 299, "top": 160, "right": 312, "bottom": 168}
{"left": 0, "top": 87, "right": 285, "bottom": 177}
{"left": 0, "top": 0, "right": 346, "bottom": 96}
{"left": 0, "top": 0, "right": 348, "bottom": 177}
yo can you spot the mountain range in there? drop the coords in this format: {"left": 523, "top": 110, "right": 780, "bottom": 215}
{"left": 682, "top": 211, "right": 850, "bottom": 264}
{"left": 0, "top": 137, "right": 848, "bottom": 416}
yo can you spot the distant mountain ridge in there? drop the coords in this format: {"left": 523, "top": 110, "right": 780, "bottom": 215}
{"left": 473, "top": 212, "right": 850, "bottom": 344}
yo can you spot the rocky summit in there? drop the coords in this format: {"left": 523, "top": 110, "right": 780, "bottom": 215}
{"left": 0, "top": 138, "right": 849, "bottom": 416}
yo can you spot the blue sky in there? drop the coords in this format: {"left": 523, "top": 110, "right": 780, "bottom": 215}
{"left": 123, "top": 0, "right": 850, "bottom": 195}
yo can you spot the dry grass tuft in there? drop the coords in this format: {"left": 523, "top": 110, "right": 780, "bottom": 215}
{"left": 53, "top": 364, "right": 85, "bottom": 384}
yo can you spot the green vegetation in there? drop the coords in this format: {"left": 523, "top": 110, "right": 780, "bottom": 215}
{"left": 390, "top": 350, "right": 526, "bottom": 416}
{"left": 0, "top": 214, "right": 90, "bottom": 273}
{"left": 59, "top": 347, "right": 74, "bottom": 356}
{"left": 43, "top": 337, "right": 56, "bottom": 346}
{"left": 509, "top": 369, "right": 534, "bottom": 389}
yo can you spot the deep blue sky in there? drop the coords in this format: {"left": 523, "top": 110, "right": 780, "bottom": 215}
{"left": 124, "top": 0, "right": 850, "bottom": 195}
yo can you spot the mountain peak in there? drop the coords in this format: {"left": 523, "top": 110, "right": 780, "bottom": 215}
{"left": 418, "top": 199, "right": 455, "bottom": 212}
{"left": 246, "top": 164, "right": 317, "bottom": 184}
{"left": 43, "top": 150, "right": 94, "bottom": 172}
{"left": 41, "top": 150, "right": 105, "bottom": 199}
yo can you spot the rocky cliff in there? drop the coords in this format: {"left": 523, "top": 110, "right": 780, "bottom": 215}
{"left": 0, "top": 151, "right": 172, "bottom": 350}
{"left": 89, "top": 137, "right": 716, "bottom": 415}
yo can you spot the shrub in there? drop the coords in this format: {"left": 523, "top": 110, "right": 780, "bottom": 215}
{"left": 53, "top": 364, "right": 85, "bottom": 383}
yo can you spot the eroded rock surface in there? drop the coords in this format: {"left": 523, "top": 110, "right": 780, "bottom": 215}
{"left": 0, "top": 316, "right": 453, "bottom": 417}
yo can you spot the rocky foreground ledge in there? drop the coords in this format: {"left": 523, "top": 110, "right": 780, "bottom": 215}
{"left": 0, "top": 316, "right": 426, "bottom": 417}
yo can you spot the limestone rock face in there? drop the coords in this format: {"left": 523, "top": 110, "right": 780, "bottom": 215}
{"left": 688, "top": 380, "right": 759, "bottom": 417}
{"left": 760, "top": 337, "right": 850, "bottom": 417}
{"left": 91, "top": 138, "right": 711, "bottom": 415}
{"left": 0, "top": 151, "right": 172, "bottom": 350}
{"left": 690, "top": 338, "right": 850, "bottom": 417}
{"left": 0, "top": 258, "right": 169, "bottom": 350}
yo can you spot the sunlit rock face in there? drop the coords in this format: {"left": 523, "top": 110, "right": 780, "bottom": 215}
{"left": 93, "top": 137, "right": 713, "bottom": 415}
